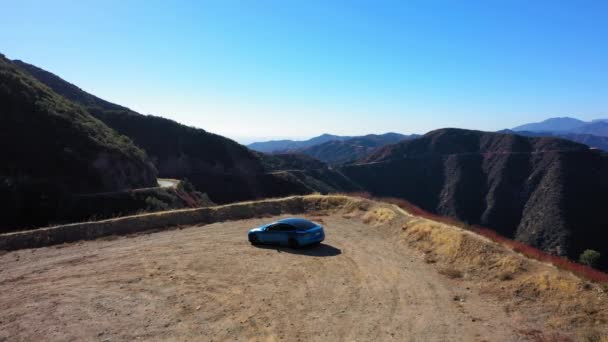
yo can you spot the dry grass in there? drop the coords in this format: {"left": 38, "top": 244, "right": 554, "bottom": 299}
{"left": 473, "top": 227, "right": 608, "bottom": 283}
{"left": 362, "top": 207, "right": 396, "bottom": 226}
{"left": 334, "top": 196, "right": 608, "bottom": 336}
{"left": 371, "top": 194, "right": 608, "bottom": 285}
{"left": 395, "top": 215, "right": 608, "bottom": 335}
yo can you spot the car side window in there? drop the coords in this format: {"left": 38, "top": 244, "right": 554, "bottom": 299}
{"left": 266, "top": 223, "right": 295, "bottom": 232}
{"left": 278, "top": 224, "right": 295, "bottom": 232}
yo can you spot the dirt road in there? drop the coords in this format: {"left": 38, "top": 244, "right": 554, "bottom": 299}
{"left": 0, "top": 215, "right": 539, "bottom": 341}
{"left": 157, "top": 178, "right": 179, "bottom": 189}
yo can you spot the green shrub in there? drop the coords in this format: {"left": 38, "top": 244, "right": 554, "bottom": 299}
{"left": 145, "top": 196, "right": 169, "bottom": 211}
{"left": 579, "top": 249, "right": 601, "bottom": 267}
{"left": 177, "top": 179, "right": 196, "bottom": 193}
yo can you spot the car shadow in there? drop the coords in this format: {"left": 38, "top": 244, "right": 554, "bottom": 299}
{"left": 252, "top": 243, "right": 341, "bottom": 257}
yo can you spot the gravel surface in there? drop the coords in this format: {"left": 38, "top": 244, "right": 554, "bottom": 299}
{"left": 0, "top": 215, "right": 531, "bottom": 341}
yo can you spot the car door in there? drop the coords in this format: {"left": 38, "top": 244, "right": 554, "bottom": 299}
{"left": 264, "top": 224, "right": 293, "bottom": 245}
{"left": 263, "top": 224, "right": 283, "bottom": 244}
{"left": 276, "top": 224, "right": 296, "bottom": 245}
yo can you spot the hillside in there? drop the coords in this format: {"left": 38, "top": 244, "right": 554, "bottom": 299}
{"left": 257, "top": 152, "right": 327, "bottom": 171}
{"left": 341, "top": 128, "right": 608, "bottom": 268}
{"left": 13, "top": 58, "right": 368, "bottom": 205}
{"left": 0, "top": 54, "right": 157, "bottom": 228}
{"left": 286, "top": 133, "right": 417, "bottom": 164}
{"left": 13, "top": 59, "right": 320, "bottom": 203}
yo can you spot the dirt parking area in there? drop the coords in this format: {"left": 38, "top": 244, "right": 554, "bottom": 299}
{"left": 0, "top": 214, "right": 554, "bottom": 341}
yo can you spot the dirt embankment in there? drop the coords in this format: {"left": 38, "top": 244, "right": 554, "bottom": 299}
{"left": 1, "top": 195, "right": 607, "bottom": 341}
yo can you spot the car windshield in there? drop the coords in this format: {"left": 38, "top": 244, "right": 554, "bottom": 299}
{"left": 278, "top": 218, "right": 317, "bottom": 230}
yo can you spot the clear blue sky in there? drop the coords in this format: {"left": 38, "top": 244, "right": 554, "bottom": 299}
{"left": 2, "top": 0, "right": 607, "bottom": 143}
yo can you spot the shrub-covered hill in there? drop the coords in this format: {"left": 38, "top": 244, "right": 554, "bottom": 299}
{"left": 0, "top": 54, "right": 158, "bottom": 228}
{"left": 340, "top": 128, "right": 608, "bottom": 268}
{"left": 14, "top": 59, "right": 275, "bottom": 202}
{"left": 13, "top": 59, "right": 348, "bottom": 204}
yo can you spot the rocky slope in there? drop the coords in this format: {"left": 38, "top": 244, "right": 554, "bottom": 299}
{"left": 341, "top": 128, "right": 608, "bottom": 267}
{"left": 0, "top": 54, "right": 158, "bottom": 228}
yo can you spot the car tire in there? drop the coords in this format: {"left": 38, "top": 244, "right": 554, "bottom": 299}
{"left": 250, "top": 234, "right": 260, "bottom": 245}
{"left": 288, "top": 238, "right": 299, "bottom": 249}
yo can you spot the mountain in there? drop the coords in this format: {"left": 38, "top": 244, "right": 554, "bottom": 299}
{"left": 571, "top": 121, "right": 608, "bottom": 137}
{"left": 340, "top": 128, "right": 608, "bottom": 268}
{"left": 13, "top": 60, "right": 297, "bottom": 203}
{"left": 12, "top": 58, "right": 359, "bottom": 205}
{"left": 248, "top": 134, "right": 352, "bottom": 153}
{"left": 513, "top": 117, "right": 608, "bottom": 137}
{"left": 512, "top": 117, "right": 586, "bottom": 132}
{"left": 0, "top": 54, "right": 158, "bottom": 228}
{"left": 289, "top": 133, "right": 418, "bottom": 164}
{"left": 501, "top": 129, "right": 608, "bottom": 152}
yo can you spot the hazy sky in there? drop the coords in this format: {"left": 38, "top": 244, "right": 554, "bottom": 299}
{"left": 2, "top": 0, "right": 607, "bottom": 143}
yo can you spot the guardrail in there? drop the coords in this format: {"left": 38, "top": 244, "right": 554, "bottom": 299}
{"left": 0, "top": 195, "right": 353, "bottom": 251}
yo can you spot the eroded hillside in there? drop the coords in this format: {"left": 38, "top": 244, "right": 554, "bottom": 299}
{"left": 341, "top": 129, "right": 608, "bottom": 268}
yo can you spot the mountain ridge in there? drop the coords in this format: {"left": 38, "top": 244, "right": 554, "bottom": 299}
{"left": 500, "top": 129, "right": 608, "bottom": 152}
{"left": 340, "top": 128, "right": 608, "bottom": 268}
{"left": 512, "top": 116, "right": 608, "bottom": 137}
{"left": 1, "top": 55, "right": 158, "bottom": 228}
{"left": 285, "top": 133, "right": 419, "bottom": 164}
{"left": 248, "top": 133, "right": 353, "bottom": 153}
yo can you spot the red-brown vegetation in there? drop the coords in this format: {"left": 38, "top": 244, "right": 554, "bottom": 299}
{"left": 354, "top": 193, "right": 608, "bottom": 284}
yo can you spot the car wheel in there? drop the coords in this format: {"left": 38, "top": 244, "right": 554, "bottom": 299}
{"left": 288, "top": 238, "right": 299, "bottom": 249}
{"left": 250, "top": 234, "right": 260, "bottom": 245}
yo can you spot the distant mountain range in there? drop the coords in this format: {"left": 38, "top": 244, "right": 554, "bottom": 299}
{"left": 248, "top": 134, "right": 352, "bottom": 153}
{"left": 500, "top": 130, "right": 608, "bottom": 152}
{"left": 505, "top": 117, "right": 608, "bottom": 152}
{"left": 249, "top": 132, "right": 419, "bottom": 164}
{"left": 512, "top": 117, "right": 608, "bottom": 136}
{"left": 282, "top": 133, "right": 419, "bottom": 164}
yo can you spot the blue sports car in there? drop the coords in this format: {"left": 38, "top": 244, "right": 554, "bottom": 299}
{"left": 248, "top": 218, "right": 325, "bottom": 248}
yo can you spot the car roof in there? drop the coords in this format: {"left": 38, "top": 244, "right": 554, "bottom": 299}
{"left": 277, "top": 218, "right": 318, "bottom": 229}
